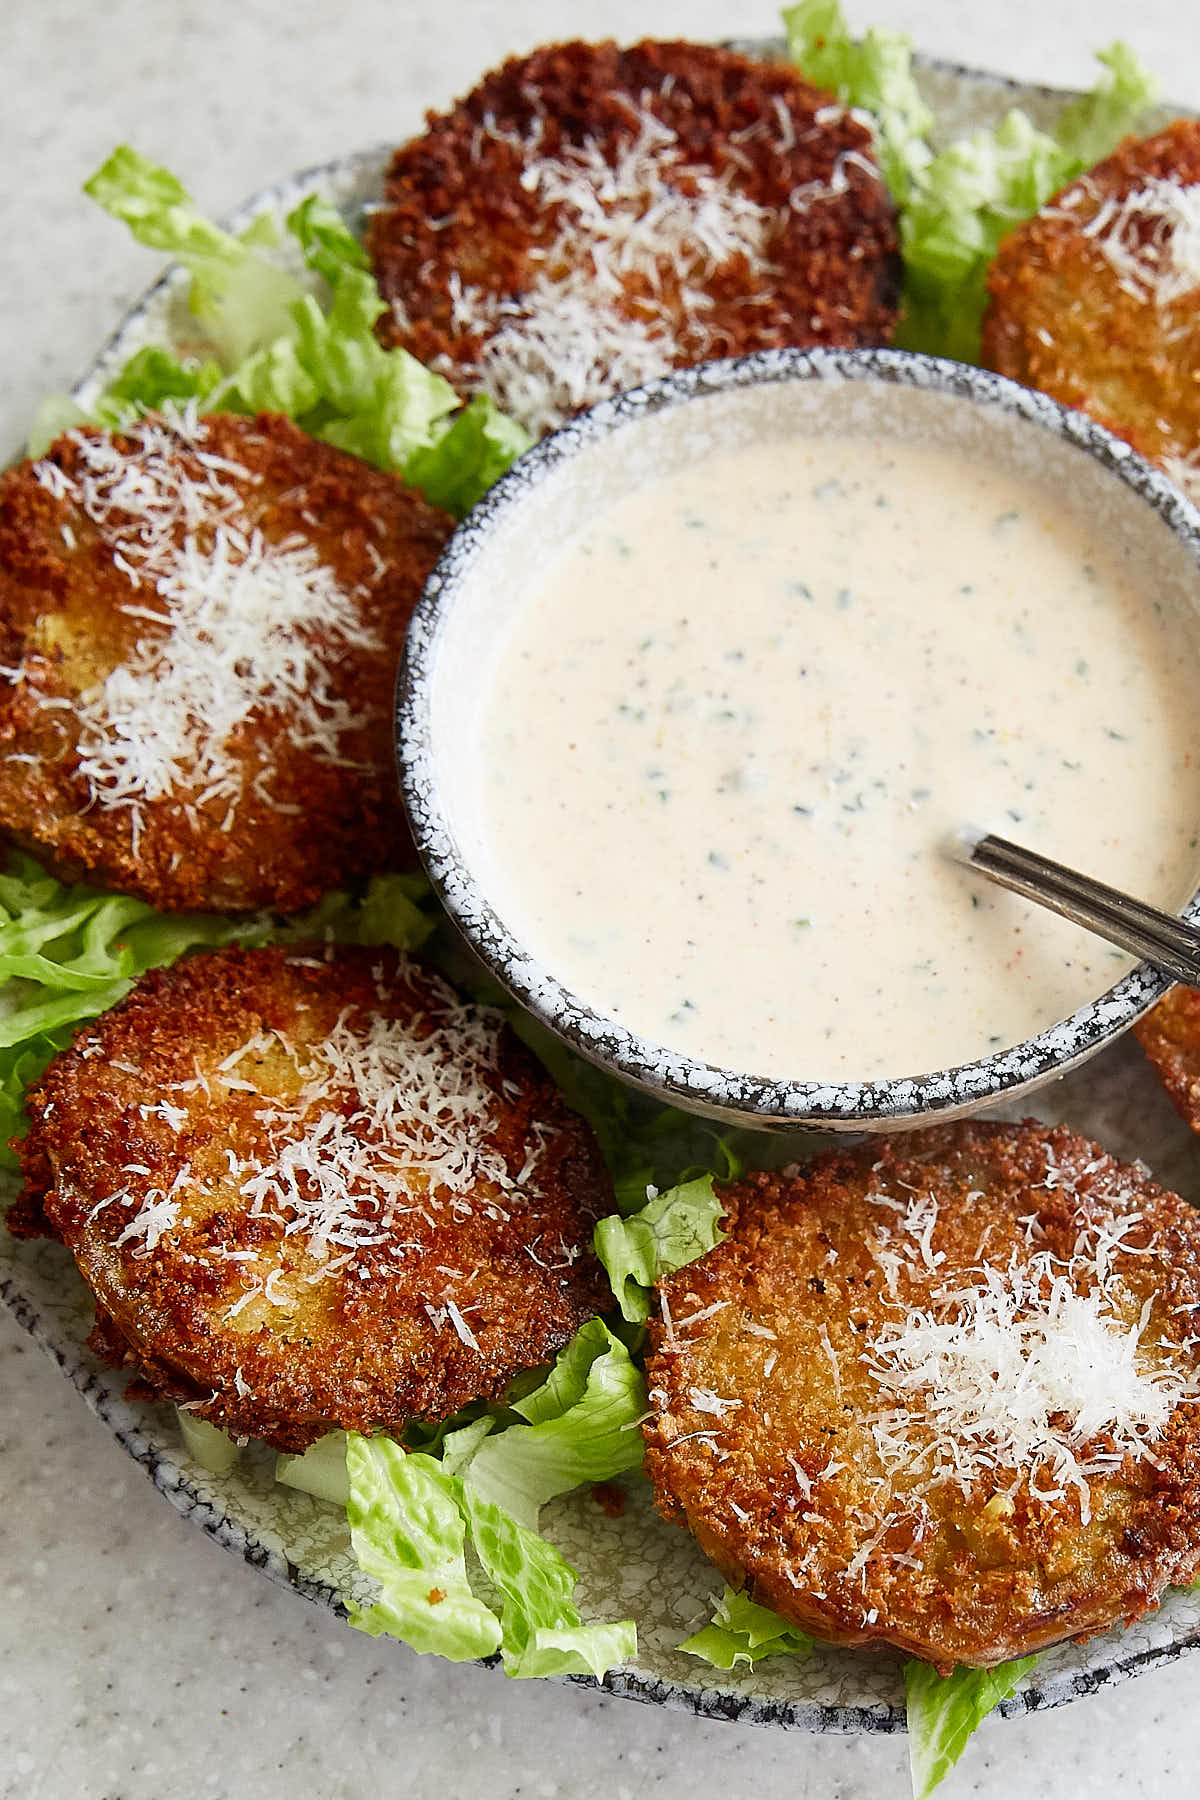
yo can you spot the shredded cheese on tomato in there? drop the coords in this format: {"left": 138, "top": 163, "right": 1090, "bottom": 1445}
{"left": 408, "top": 102, "right": 871, "bottom": 436}
{"left": 32, "top": 411, "right": 381, "bottom": 834}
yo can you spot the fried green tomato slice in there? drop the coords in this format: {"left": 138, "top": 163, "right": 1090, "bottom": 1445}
{"left": 1136, "top": 986, "right": 1200, "bottom": 1134}
{"left": 0, "top": 410, "right": 453, "bottom": 913}
{"left": 368, "top": 38, "right": 900, "bottom": 437}
{"left": 982, "top": 121, "right": 1200, "bottom": 501}
{"left": 642, "top": 1121, "right": 1200, "bottom": 1671}
{"left": 11, "top": 945, "right": 612, "bottom": 1451}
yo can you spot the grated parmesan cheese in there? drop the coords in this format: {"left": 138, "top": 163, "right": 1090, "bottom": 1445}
{"left": 688, "top": 1387, "right": 741, "bottom": 1418}
{"left": 863, "top": 1248, "right": 1194, "bottom": 1523}
{"left": 98, "top": 964, "right": 546, "bottom": 1334}
{"left": 422, "top": 103, "right": 868, "bottom": 436}
{"left": 226, "top": 990, "right": 525, "bottom": 1276}
{"left": 1076, "top": 177, "right": 1200, "bottom": 306}
{"left": 31, "top": 412, "right": 380, "bottom": 835}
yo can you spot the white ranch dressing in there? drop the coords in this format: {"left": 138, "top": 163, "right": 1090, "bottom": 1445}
{"left": 475, "top": 434, "right": 1200, "bottom": 1081}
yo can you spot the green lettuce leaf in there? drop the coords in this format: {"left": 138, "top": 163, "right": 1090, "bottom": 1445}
{"left": 96, "top": 346, "right": 226, "bottom": 422}
{"left": 404, "top": 394, "right": 533, "bottom": 515}
{"left": 0, "top": 854, "right": 252, "bottom": 1163}
{"left": 275, "top": 1431, "right": 350, "bottom": 1505}
{"left": 507, "top": 1313, "right": 616, "bottom": 1426}
{"left": 25, "top": 395, "right": 91, "bottom": 459}
{"left": 435, "top": 1414, "right": 497, "bottom": 1476}
{"left": 175, "top": 1411, "right": 241, "bottom": 1475}
{"left": 459, "top": 1319, "right": 647, "bottom": 1530}
{"left": 679, "top": 1585, "right": 814, "bottom": 1669}
{"left": 307, "top": 871, "right": 438, "bottom": 952}
{"left": 285, "top": 191, "right": 370, "bottom": 285}
{"left": 896, "top": 109, "right": 1073, "bottom": 361}
{"left": 85, "top": 146, "right": 306, "bottom": 364}
{"left": 782, "top": 0, "right": 932, "bottom": 203}
{"left": 905, "top": 1655, "right": 1042, "bottom": 1799}
{"left": 345, "top": 1439, "right": 502, "bottom": 1660}
{"left": 74, "top": 168, "right": 531, "bottom": 518}
{"left": 782, "top": 15, "right": 1157, "bottom": 365}
{"left": 344, "top": 1431, "right": 636, "bottom": 1676}
{"left": 896, "top": 45, "right": 1157, "bottom": 361}
{"left": 29, "top": 347, "right": 226, "bottom": 453}
{"left": 593, "top": 1175, "right": 727, "bottom": 1323}
{"left": 1053, "top": 41, "right": 1161, "bottom": 174}
{"left": 461, "top": 1483, "right": 636, "bottom": 1678}
{"left": 283, "top": 196, "right": 532, "bottom": 507}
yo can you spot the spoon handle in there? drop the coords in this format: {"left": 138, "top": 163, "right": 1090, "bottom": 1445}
{"left": 953, "top": 831, "right": 1200, "bottom": 987}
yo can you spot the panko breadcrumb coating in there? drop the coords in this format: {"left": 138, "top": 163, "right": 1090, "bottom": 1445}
{"left": 982, "top": 121, "right": 1200, "bottom": 504}
{"left": 10, "top": 945, "right": 612, "bottom": 1452}
{"left": 985, "top": 122, "right": 1200, "bottom": 1092}
{"left": 368, "top": 38, "right": 900, "bottom": 437}
{"left": 1136, "top": 987, "right": 1200, "bottom": 1135}
{"left": 643, "top": 1122, "right": 1200, "bottom": 1671}
{"left": 0, "top": 411, "right": 453, "bottom": 913}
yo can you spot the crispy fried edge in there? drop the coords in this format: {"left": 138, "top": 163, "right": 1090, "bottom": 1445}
{"left": 642, "top": 1120, "right": 1200, "bottom": 1668}
{"left": 12, "top": 944, "right": 612, "bottom": 1450}
{"left": 0, "top": 412, "right": 454, "bottom": 912}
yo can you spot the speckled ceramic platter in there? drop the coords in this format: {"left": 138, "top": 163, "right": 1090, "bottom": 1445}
{"left": 3, "top": 50, "right": 1200, "bottom": 1737}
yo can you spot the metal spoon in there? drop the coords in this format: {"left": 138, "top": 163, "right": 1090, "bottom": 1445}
{"left": 949, "top": 828, "right": 1200, "bottom": 987}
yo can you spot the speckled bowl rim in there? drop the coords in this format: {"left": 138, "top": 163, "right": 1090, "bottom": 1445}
{"left": 397, "top": 346, "right": 1200, "bottom": 1130}
{"left": 3, "top": 56, "right": 1198, "bottom": 1741}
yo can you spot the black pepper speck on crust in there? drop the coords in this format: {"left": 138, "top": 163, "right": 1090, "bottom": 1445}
{"left": 368, "top": 39, "right": 900, "bottom": 436}
{"left": 643, "top": 1121, "right": 1200, "bottom": 1671}
{"left": 10, "top": 945, "right": 612, "bottom": 1451}
{"left": 0, "top": 411, "right": 454, "bottom": 913}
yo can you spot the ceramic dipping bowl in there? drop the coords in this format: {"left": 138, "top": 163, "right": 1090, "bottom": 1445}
{"left": 396, "top": 347, "right": 1200, "bottom": 1131}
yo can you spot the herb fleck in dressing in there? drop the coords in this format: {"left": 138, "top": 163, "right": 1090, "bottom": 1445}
{"left": 476, "top": 436, "right": 1200, "bottom": 1080}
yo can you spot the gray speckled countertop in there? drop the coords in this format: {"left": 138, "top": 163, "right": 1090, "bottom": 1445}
{"left": 4, "top": 4, "right": 1200, "bottom": 1797}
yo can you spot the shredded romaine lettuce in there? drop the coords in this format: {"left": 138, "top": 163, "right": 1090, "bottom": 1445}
{"left": 456, "top": 1318, "right": 646, "bottom": 1529}
{"left": 0, "top": 853, "right": 252, "bottom": 1164}
{"left": 84, "top": 146, "right": 307, "bottom": 365}
{"left": 0, "top": 855, "right": 437, "bottom": 1166}
{"left": 1052, "top": 42, "right": 1162, "bottom": 178}
{"left": 782, "top": 0, "right": 933, "bottom": 203}
{"left": 460, "top": 1483, "right": 636, "bottom": 1679}
{"left": 345, "top": 1414, "right": 637, "bottom": 1676}
{"left": 905, "top": 1655, "right": 1042, "bottom": 1798}
{"left": 679, "top": 1584, "right": 814, "bottom": 1669}
{"left": 276, "top": 1431, "right": 351, "bottom": 1505}
{"left": 346, "top": 1440, "right": 504, "bottom": 1660}
{"left": 62, "top": 155, "right": 531, "bottom": 515}
{"left": 594, "top": 1175, "right": 727, "bottom": 1324}
{"left": 281, "top": 1325, "right": 643, "bottom": 1675}
{"left": 895, "top": 53, "right": 1155, "bottom": 364}
{"left": 785, "top": 3, "right": 1158, "bottom": 361}
{"left": 176, "top": 1411, "right": 241, "bottom": 1475}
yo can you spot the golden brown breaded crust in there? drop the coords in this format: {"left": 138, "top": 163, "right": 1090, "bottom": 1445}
{"left": 1136, "top": 986, "right": 1200, "bottom": 1133}
{"left": 643, "top": 1122, "right": 1200, "bottom": 1671}
{"left": 368, "top": 39, "right": 899, "bottom": 434}
{"left": 982, "top": 122, "right": 1200, "bottom": 484}
{"left": 0, "top": 412, "right": 453, "bottom": 913}
{"left": 11, "top": 945, "right": 611, "bottom": 1451}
